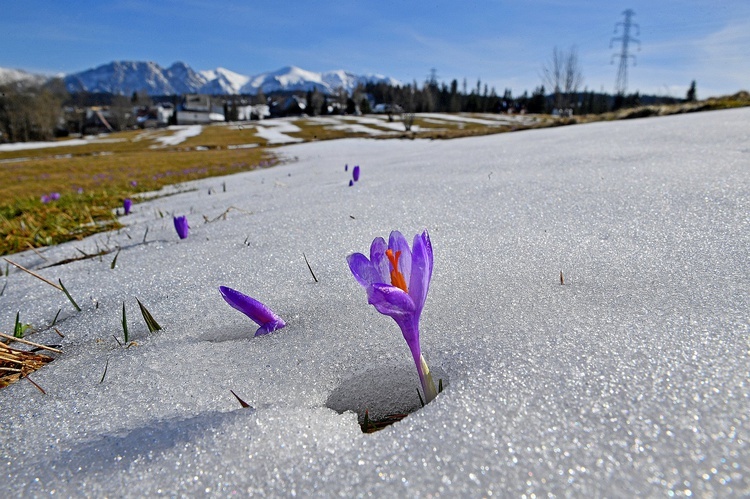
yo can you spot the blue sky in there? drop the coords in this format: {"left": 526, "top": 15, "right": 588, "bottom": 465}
{"left": 2, "top": 1, "right": 749, "bottom": 98}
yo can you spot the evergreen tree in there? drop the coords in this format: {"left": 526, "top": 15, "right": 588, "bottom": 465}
{"left": 528, "top": 86, "right": 546, "bottom": 114}
{"left": 360, "top": 96, "right": 371, "bottom": 114}
{"left": 686, "top": 80, "right": 697, "bottom": 102}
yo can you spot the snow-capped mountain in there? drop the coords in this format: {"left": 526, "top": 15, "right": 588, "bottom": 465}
{"left": 165, "top": 62, "right": 209, "bottom": 95}
{"left": 54, "top": 61, "right": 400, "bottom": 96}
{"left": 64, "top": 61, "right": 176, "bottom": 95}
{"left": 199, "top": 67, "right": 250, "bottom": 95}
{"left": 242, "top": 66, "right": 329, "bottom": 95}
{"left": 0, "top": 67, "right": 49, "bottom": 87}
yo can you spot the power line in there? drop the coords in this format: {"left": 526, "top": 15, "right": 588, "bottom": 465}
{"left": 610, "top": 9, "right": 640, "bottom": 95}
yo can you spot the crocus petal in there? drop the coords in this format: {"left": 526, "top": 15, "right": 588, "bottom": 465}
{"left": 367, "top": 283, "right": 416, "bottom": 318}
{"left": 347, "top": 252, "right": 381, "bottom": 288}
{"left": 173, "top": 216, "right": 189, "bottom": 239}
{"left": 123, "top": 198, "right": 132, "bottom": 215}
{"left": 254, "top": 321, "right": 285, "bottom": 336}
{"left": 352, "top": 165, "right": 360, "bottom": 182}
{"left": 407, "top": 230, "right": 433, "bottom": 310}
{"left": 368, "top": 236, "right": 391, "bottom": 284}
{"left": 219, "top": 286, "right": 286, "bottom": 335}
{"left": 388, "top": 230, "right": 412, "bottom": 282}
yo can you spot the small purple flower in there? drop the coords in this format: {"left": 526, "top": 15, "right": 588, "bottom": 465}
{"left": 219, "top": 286, "right": 286, "bottom": 336}
{"left": 49, "top": 192, "right": 60, "bottom": 201}
{"left": 40, "top": 194, "right": 51, "bottom": 204}
{"left": 130, "top": 180, "right": 138, "bottom": 187}
{"left": 123, "top": 198, "right": 132, "bottom": 215}
{"left": 345, "top": 164, "right": 348, "bottom": 172}
{"left": 348, "top": 179, "right": 354, "bottom": 187}
{"left": 173, "top": 215, "right": 189, "bottom": 239}
{"left": 352, "top": 165, "right": 360, "bottom": 182}
{"left": 347, "top": 230, "right": 437, "bottom": 403}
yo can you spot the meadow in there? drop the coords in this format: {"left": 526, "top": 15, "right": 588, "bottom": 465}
{"left": 0, "top": 112, "right": 544, "bottom": 256}
{"left": 2, "top": 91, "right": 747, "bottom": 256}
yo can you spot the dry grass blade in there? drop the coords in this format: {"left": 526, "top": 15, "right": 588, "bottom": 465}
{"left": 24, "top": 375, "right": 46, "bottom": 394}
{"left": 0, "top": 332, "right": 63, "bottom": 353}
{"left": 207, "top": 206, "right": 252, "bottom": 223}
{"left": 2, "top": 258, "right": 62, "bottom": 290}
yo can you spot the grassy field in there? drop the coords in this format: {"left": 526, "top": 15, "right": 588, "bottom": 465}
{"left": 2, "top": 94, "right": 748, "bottom": 256}
{"left": 0, "top": 127, "right": 275, "bottom": 255}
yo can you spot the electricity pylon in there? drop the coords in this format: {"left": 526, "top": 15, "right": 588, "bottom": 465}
{"left": 610, "top": 9, "right": 640, "bottom": 95}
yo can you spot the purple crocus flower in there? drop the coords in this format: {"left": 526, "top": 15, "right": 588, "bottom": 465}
{"left": 49, "top": 192, "right": 60, "bottom": 201}
{"left": 123, "top": 198, "right": 132, "bottom": 215}
{"left": 219, "top": 286, "right": 286, "bottom": 336}
{"left": 347, "top": 230, "right": 438, "bottom": 403}
{"left": 345, "top": 164, "right": 348, "bottom": 172}
{"left": 40, "top": 194, "right": 51, "bottom": 204}
{"left": 352, "top": 165, "right": 360, "bottom": 182}
{"left": 173, "top": 215, "right": 189, "bottom": 239}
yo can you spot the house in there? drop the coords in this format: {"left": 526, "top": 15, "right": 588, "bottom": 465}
{"left": 134, "top": 103, "right": 174, "bottom": 128}
{"left": 176, "top": 94, "right": 225, "bottom": 125}
{"left": 269, "top": 95, "right": 307, "bottom": 117}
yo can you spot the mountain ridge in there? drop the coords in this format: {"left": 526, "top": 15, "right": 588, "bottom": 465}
{"left": 2, "top": 61, "right": 400, "bottom": 96}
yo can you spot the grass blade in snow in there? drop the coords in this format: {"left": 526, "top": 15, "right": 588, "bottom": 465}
{"left": 111, "top": 249, "right": 120, "bottom": 269}
{"left": 121, "top": 302, "right": 129, "bottom": 343}
{"left": 136, "top": 298, "right": 162, "bottom": 332}
{"left": 58, "top": 279, "right": 81, "bottom": 311}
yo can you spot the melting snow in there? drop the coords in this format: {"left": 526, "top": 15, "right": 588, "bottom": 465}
{"left": 152, "top": 125, "right": 203, "bottom": 146}
{"left": 254, "top": 119, "right": 304, "bottom": 144}
{"left": 0, "top": 108, "right": 748, "bottom": 496}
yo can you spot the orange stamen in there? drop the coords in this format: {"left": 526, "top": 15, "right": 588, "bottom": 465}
{"left": 386, "top": 249, "right": 408, "bottom": 293}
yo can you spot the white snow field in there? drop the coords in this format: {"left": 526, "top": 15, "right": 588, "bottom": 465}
{"left": 1, "top": 108, "right": 748, "bottom": 496}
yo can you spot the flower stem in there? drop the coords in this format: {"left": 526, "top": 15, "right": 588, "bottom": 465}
{"left": 419, "top": 354, "right": 438, "bottom": 403}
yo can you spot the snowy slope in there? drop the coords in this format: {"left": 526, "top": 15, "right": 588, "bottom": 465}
{"left": 1, "top": 109, "right": 747, "bottom": 496}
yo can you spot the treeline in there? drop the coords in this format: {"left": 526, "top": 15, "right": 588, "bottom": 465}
{"left": 359, "top": 79, "right": 681, "bottom": 116}
{"left": 0, "top": 78, "right": 69, "bottom": 142}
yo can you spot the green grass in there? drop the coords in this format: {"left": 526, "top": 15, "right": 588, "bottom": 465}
{"left": 0, "top": 127, "right": 276, "bottom": 255}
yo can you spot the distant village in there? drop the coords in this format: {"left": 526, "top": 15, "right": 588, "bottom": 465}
{"left": 66, "top": 92, "right": 394, "bottom": 136}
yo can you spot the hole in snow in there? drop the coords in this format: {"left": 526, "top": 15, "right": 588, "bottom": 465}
{"left": 325, "top": 362, "right": 448, "bottom": 432}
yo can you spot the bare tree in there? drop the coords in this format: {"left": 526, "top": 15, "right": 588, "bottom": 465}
{"left": 542, "top": 46, "right": 584, "bottom": 113}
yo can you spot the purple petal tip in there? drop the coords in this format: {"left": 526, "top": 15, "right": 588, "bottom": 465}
{"left": 173, "top": 215, "right": 189, "bottom": 239}
{"left": 219, "top": 286, "right": 286, "bottom": 336}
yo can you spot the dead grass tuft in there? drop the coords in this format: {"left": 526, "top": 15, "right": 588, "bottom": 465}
{"left": 0, "top": 333, "right": 60, "bottom": 391}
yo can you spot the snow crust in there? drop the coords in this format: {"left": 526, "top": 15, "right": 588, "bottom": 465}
{"left": 1, "top": 109, "right": 748, "bottom": 496}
